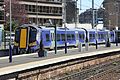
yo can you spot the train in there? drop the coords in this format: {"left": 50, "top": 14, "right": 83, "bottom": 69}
{"left": 13, "top": 24, "right": 120, "bottom": 54}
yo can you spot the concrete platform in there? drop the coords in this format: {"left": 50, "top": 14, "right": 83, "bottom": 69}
{"left": 0, "top": 44, "right": 120, "bottom": 76}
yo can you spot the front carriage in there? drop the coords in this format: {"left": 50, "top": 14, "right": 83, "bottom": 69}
{"left": 14, "top": 24, "right": 41, "bottom": 54}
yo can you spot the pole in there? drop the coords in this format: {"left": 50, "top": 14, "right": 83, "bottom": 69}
{"left": 3, "top": 5, "right": 6, "bottom": 49}
{"left": 92, "top": 0, "right": 94, "bottom": 29}
{"left": 116, "top": 2, "right": 118, "bottom": 31}
{"left": 95, "top": 10, "right": 98, "bottom": 49}
{"left": 75, "top": 0, "right": 78, "bottom": 28}
{"left": 116, "top": 2, "right": 118, "bottom": 46}
{"left": 80, "top": 0, "right": 82, "bottom": 10}
{"left": 62, "top": 0, "right": 67, "bottom": 53}
{"left": 55, "top": 24, "right": 57, "bottom": 54}
{"left": 9, "top": 0, "right": 12, "bottom": 63}
{"left": 36, "top": 0, "right": 38, "bottom": 25}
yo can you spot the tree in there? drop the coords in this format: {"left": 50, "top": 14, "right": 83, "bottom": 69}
{"left": 4, "top": 0, "right": 28, "bottom": 31}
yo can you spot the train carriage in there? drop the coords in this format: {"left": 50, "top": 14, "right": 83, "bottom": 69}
{"left": 14, "top": 24, "right": 41, "bottom": 54}
{"left": 74, "top": 29, "right": 86, "bottom": 46}
{"left": 41, "top": 28, "right": 54, "bottom": 49}
{"left": 97, "top": 30, "right": 107, "bottom": 43}
{"left": 56, "top": 28, "right": 76, "bottom": 47}
{"left": 87, "top": 30, "right": 96, "bottom": 44}
{"left": 13, "top": 24, "right": 119, "bottom": 54}
{"left": 110, "top": 31, "right": 115, "bottom": 42}
{"left": 114, "top": 30, "right": 120, "bottom": 43}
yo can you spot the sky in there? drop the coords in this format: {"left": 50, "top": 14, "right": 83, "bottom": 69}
{"left": 77, "top": 0, "right": 104, "bottom": 14}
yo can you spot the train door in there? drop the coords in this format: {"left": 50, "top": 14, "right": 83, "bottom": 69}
{"left": 19, "top": 27, "right": 29, "bottom": 53}
{"left": 115, "top": 30, "right": 120, "bottom": 43}
{"left": 50, "top": 30, "right": 55, "bottom": 49}
{"left": 75, "top": 31, "right": 79, "bottom": 46}
{"left": 42, "top": 30, "right": 51, "bottom": 48}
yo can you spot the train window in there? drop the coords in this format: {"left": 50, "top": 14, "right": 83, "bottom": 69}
{"left": 61, "top": 34, "right": 65, "bottom": 41}
{"left": 29, "top": 29, "right": 37, "bottom": 43}
{"left": 89, "top": 34, "right": 95, "bottom": 40}
{"left": 71, "top": 34, "right": 75, "bottom": 40}
{"left": 51, "top": 33, "right": 52, "bottom": 41}
{"left": 51, "top": 33, "right": 54, "bottom": 41}
{"left": 53, "top": 33, "right": 55, "bottom": 41}
{"left": 15, "top": 30, "right": 20, "bottom": 43}
{"left": 101, "top": 34, "right": 104, "bottom": 39}
{"left": 57, "top": 34, "right": 60, "bottom": 41}
{"left": 98, "top": 34, "right": 101, "bottom": 39}
{"left": 67, "top": 34, "right": 71, "bottom": 40}
{"left": 110, "top": 34, "right": 114, "bottom": 38}
{"left": 46, "top": 34, "right": 50, "bottom": 41}
{"left": 79, "top": 34, "right": 84, "bottom": 40}
{"left": 89, "top": 34, "right": 92, "bottom": 40}
{"left": 76, "top": 34, "right": 78, "bottom": 40}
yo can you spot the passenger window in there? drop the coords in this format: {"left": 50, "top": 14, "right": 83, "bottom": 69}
{"left": 46, "top": 34, "right": 50, "bottom": 41}
{"left": 53, "top": 33, "right": 54, "bottom": 41}
{"left": 76, "top": 34, "right": 78, "bottom": 40}
{"left": 61, "top": 34, "right": 65, "bottom": 41}
{"left": 67, "top": 34, "right": 71, "bottom": 40}
{"left": 51, "top": 33, "right": 54, "bottom": 41}
{"left": 57, "top": 34, "right": 60, "bottom": 41}
{"left": 71, "top": 34, "right": 75, "bottom": 40}
{"left": 79, "top": 34, "right": 84, "bottom": 40}
{"left": 98, "top": 34, "right": 100, "bottom": 39}
{"left": 51, "top": 33, "right": 52, "bottom": 41}
{"left": 101, "top": 34, "right": 104, "bottom": 39}
{"left": 89, "top": 34, "right": 95, "bottom": 40}
{"left": 89, "top": 34, "right": 92, "bottom": 40}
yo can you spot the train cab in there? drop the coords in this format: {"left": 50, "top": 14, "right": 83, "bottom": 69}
{"left": 14, "top": 24, "right": 41, "bottom": 54}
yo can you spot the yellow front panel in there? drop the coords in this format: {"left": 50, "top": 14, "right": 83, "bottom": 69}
{"left": 20, "top": 29, "right": 27, "bottom": 48}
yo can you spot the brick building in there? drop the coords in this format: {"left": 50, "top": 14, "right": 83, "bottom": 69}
{"left": 103, "top": 0, "right": 120, "bottom": 30}
{"left": 0, "top": 0, "right": 77, "bottom": 27}
{"left": 79, "top": 8, "right": 104, "bottom": 24}
{"left": 19, "top": 0, "right": 62, "bottom": 26}
{"left": 0, "top": 0, "right": 63, "bottom": 26}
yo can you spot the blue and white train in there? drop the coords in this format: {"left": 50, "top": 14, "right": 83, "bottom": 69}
{"left": 13, "top": 24, "right": 119, "bottom": 54}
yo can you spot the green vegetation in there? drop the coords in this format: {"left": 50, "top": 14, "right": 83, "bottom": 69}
{"left": 5, "top": 20, "right": 18, "bottom": 31}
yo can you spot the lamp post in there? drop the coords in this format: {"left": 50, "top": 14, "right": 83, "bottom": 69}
{"left": 92, "top": 0, "right": 95, "bottom": 29}
{"left": 1, "top": 4, "right": 6, "bottom": 49}
{"left": 115, "top": 2, "right": 118, "bottom": 46}
{"left": 95, "top": 9, "right": 98, "bottom": 49}
{"left": 9, "top": 0, "right": 12, "bottom": 63}
{"left": 62, "top": 0, "right": 67, "bottom": 54}
{"left": 75, "top": 0, "right": 78, "bottom": 28}
{"left": 36, "top": 0, "right": 38, "bottom": 25}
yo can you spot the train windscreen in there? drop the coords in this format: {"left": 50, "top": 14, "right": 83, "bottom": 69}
{"left": 29, "top": 28, "right": 37, "bottom": 43}
{"left": 15, "top": 29, "right": 20, "bottom": 43}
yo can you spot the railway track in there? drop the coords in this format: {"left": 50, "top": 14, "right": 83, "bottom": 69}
{"left": 86, "top": 61, "right": 120, "bottom": 80}
{"left": 57, "top": 55, "right": 120, "bottom": 80}
{"left": 16, "top": 52, "right": 120, "bottom": 80}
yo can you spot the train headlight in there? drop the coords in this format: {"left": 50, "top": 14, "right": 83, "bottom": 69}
{"left": 14, "top": 41, "right": 18, "bottom": 46}
{"left": 29, "top": 42, "right": 36, "bottom": 46}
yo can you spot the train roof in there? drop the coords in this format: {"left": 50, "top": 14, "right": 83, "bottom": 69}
{"left": 18, "top": 24, "right": 40, "bottom": 29}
